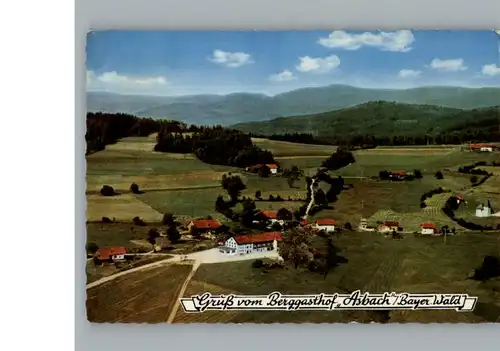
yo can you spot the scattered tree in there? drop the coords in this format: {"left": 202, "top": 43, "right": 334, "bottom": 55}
{"left": 221, "top": 174, "right": 246, "bottom": 204}
{"left": 258, "top": 165, "right": 271, "bottom": 178}
{"left": 344, "top": 222, "right": 353, "bottom": 231}
{"left": 101, "top": 216, "right": 113, "bottom": 223}
{"left": 277, "top": 208, "right": 293, "bottom": 221}
{"left": 162, "top": 213, "right": 176, "bottom": 226}
{"left": 147, "top": 228, "right": 160, "bottom": 246}
{"left": 413, "top": 169, "right": 423, "bottom": 179}
{"left": 321, "top": 150, "right": 356, "bottom": 171}
{"left": 255, "top": 190, "right": 262, "bottom": 200}
{"left": 435, "top": 171, "right": 444, "bottom": 180}
{"left": 100, "top": 185, "right": 116, "bottom": 196}
{"left": 470, "top": 175, "right": 478, "bottom": 184}
{"left": 86, "top": 242, "right": 99, "bottom": 255}
{"left": 133, "top": 216, "right": 147, "bottom": 226}
{"left": 167, "top": 225, "right": 181, "bottom": 243}
{"left": 130, "top": 183, "right": 141, "bottom": 194}
{"left": 282, "top": 165, "right": 304, "bottom": 188}
{"left": 278, "top": 227, "right": 314, "bottom": 269}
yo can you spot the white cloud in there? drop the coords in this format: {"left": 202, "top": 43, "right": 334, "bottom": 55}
{"left": 398, "top": 69, "right": 421, "bottom": 78}
{"left": 481, "top": 64, "right": 500, "bottom": 76}
{"left": 208, "top": 50, "right": 254, "bottom": 68}
{"left": 269, "top": 70, "right": 297, "bottom": 82}
{"left": 429, "top": 58, "right": 467, "bottom": 72}
{"left": 318, "top": 30, "right": 414, "bottom": 52}
{"left": 86, "top": 70, "right": 168, "bottom": 91}
{"left": 296, "top": 55, "right": 340, "bottom": 74}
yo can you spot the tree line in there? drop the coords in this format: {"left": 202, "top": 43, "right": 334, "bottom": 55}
{"left": 86, "top": 112, "right": 180, "bottom": 155}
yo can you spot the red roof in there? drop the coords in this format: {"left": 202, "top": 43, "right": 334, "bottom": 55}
{"left": 300, "top": 220, "right": 309, "bottom": 226}
{"left": 421, "top": 222, "right": 436, "bottom": 229}
{"left": 266, "top": 164, "right": 278, "bottom": 169}
{"left": 315, "top": 219, "right": 336, "bottom": 226}
{"left": 260, "top": 211, "right": 278, "bottom": 219}
{"left": 97, "top": 247, "right": 127, "bottom": 260}
{"left": 471, "top": 144, "right": 495, "bottom": 149}
{"left": 455, "top": 195, "right": 465, "bottom": 201}
{"left": 189, "top": 219, "right": 222, "bottom": 229}
{"left": 384, "top": 221, "right": 400, "bottom": 227}
{"left": 234, "top": 232, "right": 282, "bottom": 245}
{"left": 390, "top": 170, "right": 407, "bottom": 176}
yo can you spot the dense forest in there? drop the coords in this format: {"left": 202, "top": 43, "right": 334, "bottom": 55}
{"left": 86, "top": 112, "right": 276, "bottom": 168}
{"left": 155, "top": 127, "right": 276, "bottom": 168}
{"left": 86, "top": 112, "right": 165, "bottom": 155}
{"left": 234, "top": 102, "right": 500, "bottom": 147}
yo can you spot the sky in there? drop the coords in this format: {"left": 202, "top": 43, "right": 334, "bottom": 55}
{"left": 86, "top": 30, "right": 500, "bottom": 96}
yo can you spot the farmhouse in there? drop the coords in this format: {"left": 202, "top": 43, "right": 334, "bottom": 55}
{"left": 389, "top": 170, "right": 408, "bottom": 180}
{"left": 420, "top": 222, "right": 439, "bottom": 235}
{"left": 96, "top": 247, "right": 127, "bottom": 262}
{"left": 476, "top": 202, "right": 493, "bottom": 218}
{"left": 219, "top": 232, "right": 282, "bottom": 255}
{"left": 314, "top": 219, "right": 336, "bottom": 233}
{"left": 246, "top": 163, "right": 279, "bottom": 175}
{"left": 470, "top": 144, "right": 496, "bottom": 152}
{"left": 260, "top": 211, "right": 284, "bottom": 226}
{"left": 384, "top": 221, "right": 400, "bottom": 231}
{"left": 187, "top": 219, "right": 222, "bottom": 234}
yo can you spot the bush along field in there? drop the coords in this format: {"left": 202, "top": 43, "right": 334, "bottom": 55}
{"left": 86, "top": 111, "right": 500, "bottom": 324}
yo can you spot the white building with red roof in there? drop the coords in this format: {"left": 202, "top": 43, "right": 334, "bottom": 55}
{"left": 314, "top": 219, "right": 336, "bottom": 233}
{"left": 220, "top": 232, "right": 282, "bottom": 255}
{"left": 259, "top": 211, "right": 284, "bottom": 226}
{"left": 187, "top": 219, "right": 222, "bottom": 234}
{"left": 420, "top": 222, "right": 439, "bottom": 235}
{"left": 96, "top": 247, "right": 127, "bottom": 261}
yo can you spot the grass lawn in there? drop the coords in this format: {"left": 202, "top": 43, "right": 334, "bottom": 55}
{"left": 137, "top": 187, "right": 227, "bottom": 221}
{"left": 86, "top": 263, "right": 192, "bottom": 323}
{"left": 86, "top": 222, "right": 153, "bottom": 249}
{"left": 252, "top": 138, "right": 337, "bottom": 157}
{"left": 86, "top": 194, "right": 164, "bottom": 222}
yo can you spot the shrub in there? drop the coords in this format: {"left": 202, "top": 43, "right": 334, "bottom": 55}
{"left": 470, "top": 175, "right": 478, "bottom": 184}
{"left": 101, "top": 216, "right": 113, "bottom": 223}
{"left": 133, "top": 216, "right": 147, "bottom": 226}
{"left": 252, "top": 259, "right": 264, "bottom": 268}
{"left": 344, "top": 222, "right": 353, "bottom": 231}
{"left": 86, "top": 242, "right": 99, "bottom": 255}
{"left": 413, "top": 170, "right": 422, "bottom": 179}
{"left": 100, "top": 185, "right": 115, "bottom": 196}
{"left": 435, "top": 171, "right": 444, "bottom": 180}
{"left": 130, "top": 183, "right": 141, "bottom": 194}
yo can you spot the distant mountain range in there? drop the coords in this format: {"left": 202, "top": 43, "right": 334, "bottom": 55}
{"left": 232, "top": 101, "right": 500, "bottom": 137}
{"left": 87, "top": 85, "right": 500, "bottom": 125}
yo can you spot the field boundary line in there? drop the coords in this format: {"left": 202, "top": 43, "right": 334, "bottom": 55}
{"left": 167, "top": 261, "right": 200, "bottom": 323}
{"left": 85, "top": 184, "right": 221, "bottom": 195}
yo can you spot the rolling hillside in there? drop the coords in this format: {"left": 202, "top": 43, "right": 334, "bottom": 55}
{"left": 87, "top": 85, "right": 500, "bottom": 125}
{"left": 232, "top": 102, "right": 500, "bottom": 137}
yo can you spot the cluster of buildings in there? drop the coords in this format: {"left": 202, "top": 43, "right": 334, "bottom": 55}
{"left": 469, "top": 144, "right": 497, "bottom": 152}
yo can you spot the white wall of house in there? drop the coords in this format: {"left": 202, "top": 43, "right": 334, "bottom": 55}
{"left": 315, "top": 224, "right": 335, "bottom": 232}
{"left": 421, "top": 228, "right": 435, "bottom": 235}
{"left": 112, "top": 254, "right": 125, "bottom": 260}
{"left": 480, "top": 147, "right": 493, "bottom": 152}
{"left": 270, "top": 168, "right": 278, "bottom": 175}
{"left": 476, "top": 207, "right": 492, "bottom": 217}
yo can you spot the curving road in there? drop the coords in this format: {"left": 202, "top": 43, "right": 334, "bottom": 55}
{"left": 86, "top": 248, "right": 281, "bottom": 290}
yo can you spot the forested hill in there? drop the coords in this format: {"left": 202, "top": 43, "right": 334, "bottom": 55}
{"left": 87, "top": 85, "right": 500, "bottom": 125}
{"left": 232, "top": 101, "right": 500, "bottom": 141}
